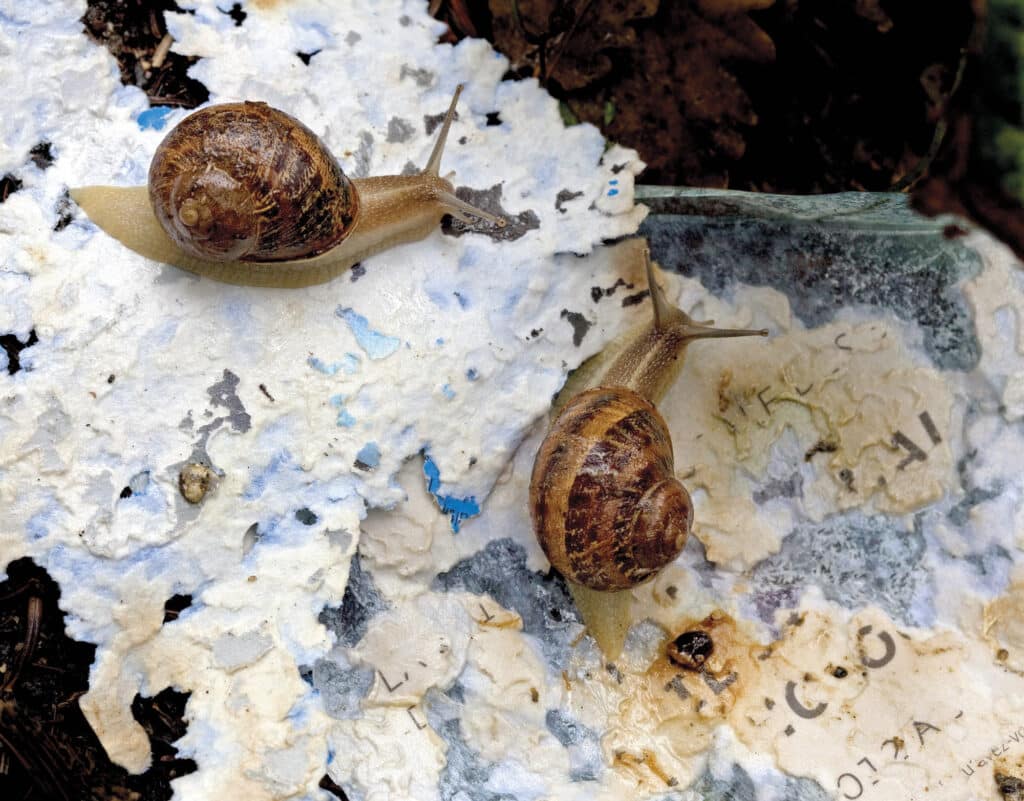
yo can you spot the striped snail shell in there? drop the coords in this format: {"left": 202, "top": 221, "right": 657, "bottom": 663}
{"left": 530, "top": 384, "right": 693, "bottom": 591}
{"left": 149, "top": 102, "right": 358, "bottom": 262}
{"left": 70, "top": 85, "right": 505, "bottom": 287}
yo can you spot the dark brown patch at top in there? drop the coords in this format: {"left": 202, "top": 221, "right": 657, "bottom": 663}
{"left": 82, "top": 0, "right": 209, "bottom": 108}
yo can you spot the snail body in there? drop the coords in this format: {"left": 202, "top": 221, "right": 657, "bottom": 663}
{"left": 530, "top": 247, "right": 767, "bottom": 592}
{"left": 70, "top": 86, "right": 503, "bottom": 288}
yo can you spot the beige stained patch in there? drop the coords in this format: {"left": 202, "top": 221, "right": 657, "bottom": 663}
{"left": 985, "top": 581, "right": 1024, "bottom": 674}
{"left": 660, "top": 301, "right": 954, "bottom": 568}
{"left": 732, "top": 606, "right": 1024, "bottom": 801}
{"left": 568, "top": 611, "right": 765, "bottom": 798}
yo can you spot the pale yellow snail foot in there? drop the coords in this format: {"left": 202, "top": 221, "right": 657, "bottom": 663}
{"left": 569, "top": 582, "right": 633, "bottom": 661}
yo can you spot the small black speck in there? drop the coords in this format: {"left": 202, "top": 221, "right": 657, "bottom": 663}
{"left": 785, "top": 724, "right": 795, "bottom": 736}
{"left": 555, "top": 188, "right": 584, "bottom": 213}
{"left": 353, "top": 459, "right": 374, "bottom": 472}
{"left": 609, "top": 163, "right": 626, "bottom": 174}
{"left": 221, "top": 2, "right": 246, "bottom": 26}
{"left": 29, "top": 142, "right": 54, "bottom": 169}
{"left": 119, "top": 486, "right": 133, "bottom": 499}
{"left": 832, "top": 666, "right": 848, "bottom": 678}
{"left": 258, "top": 383, "right": 275, "bottom": 402}
{"left": 529, "top": 328, "right": 543, "bottom": 339}
{"left": 350, "top": 263, "right": 366, "bottom": 282}
{"left": 549, "top": 607, "right": 562, "bottom": 622}
{"left": 621, "top": 290, "right": 649, "bottom": 308}
{"left": 296, "top": 49, "right": 321, "bottom": 65}
{"left": 458, "top": 136, "right": 467, "bottom": 145}
{"left": 295, "top": 508, "right": 319, "bottom": 526}
{"left": 399, "top": 14, "right": 411, "bottom": 25}
{"left": 107, "top": 374, "right": 116, "bottom": 384}
{"left": 485, "top": 111, "right": 502, "bottom": 126}
{"left": 53, "top": 192, "right": 74, "bottom": 231}
{"left": 468, "top": 456, "right": 477, "bottom": 467}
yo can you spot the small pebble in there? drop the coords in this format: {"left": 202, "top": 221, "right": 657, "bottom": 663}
{"left": 179, "top": 463, "right": 215, "bottom": 504}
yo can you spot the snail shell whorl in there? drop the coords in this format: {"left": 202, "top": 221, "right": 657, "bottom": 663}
{"left": 530, "top": 385, "right": 693, "bottom": 591}
{"left": 148, "top": 102, "right": 358, "bottom": 262}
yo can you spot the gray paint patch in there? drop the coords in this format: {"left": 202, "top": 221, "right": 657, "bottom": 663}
{"left": 555, "top": 189, "right": 584, "bottom": 213}
{"left": 207, "top": 369, "right": 251, "bottom": 433}
{"left": 387, "top": 117, "right": 416, "bottom": 143}
{"left": 545, "top": 709, "right": 603, "bottom": 781}
{"left": 657, "top": 763, "right": 831, "bottom": 801}
{"left": 319, "top": 552, "right": 389, "bottom": 648}
{"left": 749, "top": 513, "right": 930, "bottom": 627}
{"left": 441, "top": 184, "right": 539, "bottom": 242}
{"left": 424, "top": 111, "right": 448, "bottom": 136}
{"left": 560, "top": 309, "right": 592, "bottom": 346}
{"left": 400, "top": 64, "right": 434, "bottom": 87}
{"left": 311, "top": 656, "right": 374, "bottom": 719}
{"left": 752, "top": 471, "right": 804, "bottom": 504}
{"left": 433, "top": 538, "right": 581, "bottom": 669}
{"left": 351, "top": 131, "right": 374, "bottom": 179}
{"left": 640, "top": 212, "right": 982, "bottom": 371}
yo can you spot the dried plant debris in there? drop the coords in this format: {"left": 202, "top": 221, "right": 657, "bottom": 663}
{"left": 0, "top": 559, "right": 194, "bottom": 800}
{"left": 81, "top": 0, "right": 208, "bottom": 107}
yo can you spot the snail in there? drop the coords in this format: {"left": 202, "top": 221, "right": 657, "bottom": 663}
{"left": 70, "top": 85, "right": 504, "bottom": 288}
{"left": 529, "top": 243, "right": 767, "bottom": 654}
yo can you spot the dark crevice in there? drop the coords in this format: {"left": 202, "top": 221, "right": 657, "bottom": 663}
{"left": 29, "top": 142, "right": 54, "bottom": 170}
{"left": 1, "top": 329, "right": 39, "bottom": 375}
{"left": 162, "top": 594, "right": 193, "bottom": 623}
{"left": 0, "top": 173, "right": 23, "bottom": 203}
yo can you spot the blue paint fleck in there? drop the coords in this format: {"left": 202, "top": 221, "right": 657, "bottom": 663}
{"left": 243, "top": 451, "right": 294, "bottom": 500}
{"left": 308, "top": 353, "right": 360, "bottom": 375}
{"left": 607, "top": 188, "right": 619, "bottom": 197}
{"left": 355, "top": 442, "right": 381, "bottom": 469}
{"left": 336, "top": 307, "right": 400, "bottom": 360}
{"left": 435, "top": 337, "right": 445, "bottom": 346}
{"left": 422, "top": 454, "right": 479, "bottom": 533}
{"left": 27, "top": 511, "right": 50, "bottom": 541}
{"left": 466, "top": 368, "right": 478, "bottom": 381}
{"left": 330, "top": 395, "right": 356, "bottom": 428}
{"left": 441, "top": 383, "right": 456, "bottom": 400}
{"left": 453, "top": 291, "right": 469, "bottom": 309}
{"left": 609, "top": 179, "right": 619, "bottom": 185}
{"left": 137, "top": 106, "right": 174, "bottom": 131}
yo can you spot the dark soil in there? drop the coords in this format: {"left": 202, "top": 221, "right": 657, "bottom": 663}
{"left": 0, "top": 558, "right": 194, "bottom": 800}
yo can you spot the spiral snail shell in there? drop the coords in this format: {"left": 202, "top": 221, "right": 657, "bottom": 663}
{"left": 70, "top": 85, "right": 504, "bottom": 288}
{"left": 531, "top": 385, "right": 692, "bottom": 590}
{"left": 530, "top": 246, "right": 767, "bottom": 594}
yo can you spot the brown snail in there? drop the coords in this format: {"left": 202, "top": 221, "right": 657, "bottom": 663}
{"left": 70, "top": 85, "right": 504, "bottom": 288}
{"left": 530, "top": 244, "right": 767, "bottom": 653}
